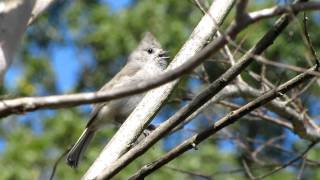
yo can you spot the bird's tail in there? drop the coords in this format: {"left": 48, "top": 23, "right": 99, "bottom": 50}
{"left": 66, "top": 128, "right": 95, "bottom": 168}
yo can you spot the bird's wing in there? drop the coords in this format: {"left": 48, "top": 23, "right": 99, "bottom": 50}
{"left": 100, "top": 63, "right": 141, "bottom": 91}
{"left": 86, "top": 64, "right": 142, "bottom": 128}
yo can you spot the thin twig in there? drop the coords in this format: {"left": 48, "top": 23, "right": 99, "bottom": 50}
{"left": 0, "top": 1, "right": 319, "bottom": 119}
{"left": 127, "top": 65, "right": 318, "bottom": 180}
{"left": 218, "top": 100, "right": 293, "bottom": 130}
{"left": 252, "top": 135, "right": 285, "bottom": 160}
{"left": 284, "top": 78, "right": 316, "bottom": 105}
{"left": 166, "top": 166, "right": 212, "bottom": 180}
{"left": 303, "top": 12, "right": 319, "bottom": 64}
{"left": 296, "top": 158, "right": 306, "bottom": 180}
{"left": 242, "top": 159, "right": 256, "bottom": 180}
{"left": 97, "top": 3, "right": 315, "bottom": 178}
{"left": 254, "top": 56, "right": 320, "bottom": 77}
{"left": 255, "top": 141, "right": 318, "bottom": 179}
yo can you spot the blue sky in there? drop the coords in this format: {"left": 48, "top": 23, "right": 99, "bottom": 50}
{"left": 4, "top": 0, "right": 133, "bottom": 93}
{"left": 49, "top": 0, "right": 133, "bottom": 92}
{"left": 1, "top": 0, "right": 134, "bottom": 152}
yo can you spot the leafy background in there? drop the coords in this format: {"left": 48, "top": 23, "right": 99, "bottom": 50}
{"left": 1, "top": 0, "right": 320, "bottom": 179}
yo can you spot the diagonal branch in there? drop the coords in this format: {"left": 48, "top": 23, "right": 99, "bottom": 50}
{"left": 128, "top": 65, "right": 318, "bottom": 180}
{"left": 82, "top": 0, "right": 236, "bottom": 179}
{"left": 255, "top": 141, "right": 317, "bottom": 179}
{"left": 96, "top": 1, "right": 310, "bottom": 177}
{"left": 233, "top": 82, "right": 320, "bottom": 140}
{"left": 0, "top": 1, "right": 319, "bottom": 118}
{"left": 218, "top": 100, "right": 293, "bottom": 130}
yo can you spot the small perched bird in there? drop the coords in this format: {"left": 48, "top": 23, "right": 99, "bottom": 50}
{"left": 66, "top": 32, "right": 169, "bottom": 168}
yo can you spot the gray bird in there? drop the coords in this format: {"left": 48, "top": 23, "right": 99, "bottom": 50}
{"left": 66, "top": 32, "right": 168, "bottom": 168}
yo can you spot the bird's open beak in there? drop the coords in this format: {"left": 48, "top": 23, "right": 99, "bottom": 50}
{"left": 159, "top": 50, "right": 170, "bottom": 60}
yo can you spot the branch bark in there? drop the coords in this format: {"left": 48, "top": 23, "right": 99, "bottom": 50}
{"left": 233, "top": 82, "right": 320, "bottom": 140}
{"left": 128, "top": 65, "right": 318, "bottom": 180}
{"left": 0, "top": 0, "right": 56, "bottom": 83}
{"left": 82, "top": 0, "right": 235, "bottom": 179}
{"left": 0, "top": 1, "right": 319, "bottom": 118}
{"left": 96, "top": 1, "right": 310, "bottom": 178}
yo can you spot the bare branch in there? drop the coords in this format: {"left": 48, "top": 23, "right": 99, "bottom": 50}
{"left": 166, "top": 166, "right": 212, "bottom": 180}
{"left": 0, "top": 0, "right": 57, "bottom": 82}
{"left": 0, "top": 0, "right": 318, "bottom": 118}
{"left": 97, "top": 5, "right": 312, "bottom": 178}
{"left": 0, "top": 0, "right": 34, "bottom": 82}
{"left": 252, "top": 135, "right": 286, "bottom": 160}
{"left": 171, "top": 85, "right": 241, "bottom": 133}
{"left": 255, "top": 141, "right": 317, "bottom": 179}
{"left": 233, "top": 82, "right": 320, "bottom": 140}
{"left": 303, "top": 12, "right": 319, "bottom": 64}
{"left": 28, "top": 0, "right": 56, "bottom": 25}
{"left": 82, "top": 0, "right": 236, "bottom": 179}
{"left": 236, "top": 0, "right": 249, "bottom": 21}
{"left": 254, "top": 55, "right": 320, "bottom": 77}
{"left": 297, "top": 158, "right": 306, "bottom": 180}
{"left": 242, "top": 159, "right": 256, "bottom": 180}
{"left": 219, "top": 101, "right": 293, "bottom": 130}
{"left": 249, "top": 2, "right": 320, "bottom": 21}
{"left": 284, "top": 78, "right": 316, "bottom": 105}
{"left": 128, "top": 65, "right": 318, "bottom": 180}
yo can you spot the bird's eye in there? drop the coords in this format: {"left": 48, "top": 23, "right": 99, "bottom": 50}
{"left": 146, "top": 48, "right": 154, "bottom": 54}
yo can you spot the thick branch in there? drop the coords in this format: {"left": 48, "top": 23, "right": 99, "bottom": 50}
{"left": 128, "top": 65, "right": 318, "bottom": 180}
{"left": 0, "top": 1, "right": 318, "bottom": 117}
{"left": 82, "top": 0, "right": 235, "bottom": 179}
{"left": 28, "top": 0, "right": 56, "bottom": 25}
{"left": 96, "top": 2, "right": 307, "bottom": 177}
{"left": 0, "top": 0, "right": 56, "bottom": 82}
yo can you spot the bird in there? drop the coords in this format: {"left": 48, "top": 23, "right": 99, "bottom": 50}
{"left": 66, "top": 32, "right": 169, "bottom": 168}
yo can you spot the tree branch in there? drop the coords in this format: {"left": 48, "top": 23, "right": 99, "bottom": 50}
{"left": 28, "top": 0, "right": 56, "bottom": 25}
{"left": 0, "top": 1, "right": 318, "bottom": 118}
{"left": 96, "top": 1, "right": 309, "bottom": 177}
{"left": 233, "top": 82, "right": 320, "bottom": 140}
{"left": 82, "top": 0, "right": 236, "bottom": 179}
{"left": 255, "top": 141, "right": 317, "bottom": 179}
{"left": 248, "top": 2, "right": 320, "bottom": 22}
{"left": 218, "top": 100, "right": 293, "bottom": 130}
{"left": 0, "top": 0, "right": 56, "bottom": 82}
{"left": 128, "top": 65, "right": 318, "bottom": 180}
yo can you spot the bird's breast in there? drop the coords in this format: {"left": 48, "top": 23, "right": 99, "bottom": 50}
{"left": 109, "top": 93, "right": 145, "bottom": 123}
